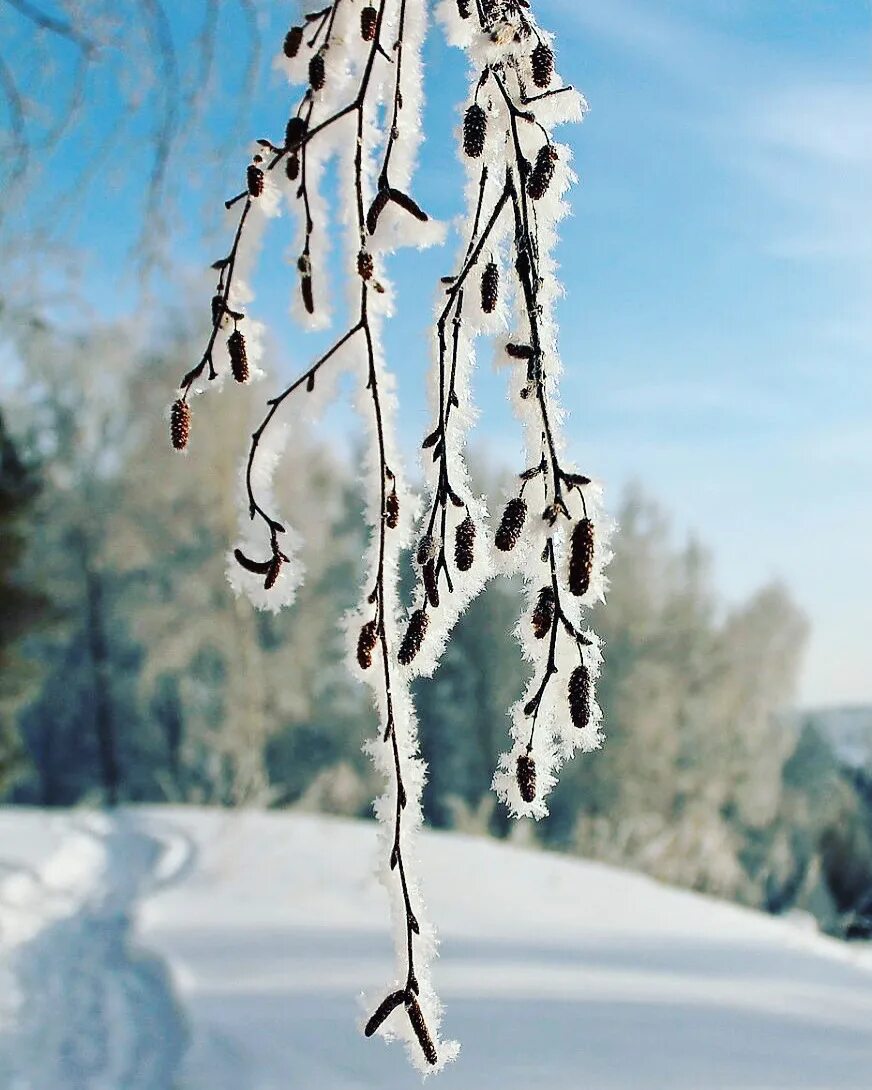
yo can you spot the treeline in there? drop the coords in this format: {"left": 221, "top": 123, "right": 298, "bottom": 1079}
{"left": 1, "top": 312, "right": 870, "bottom": 938}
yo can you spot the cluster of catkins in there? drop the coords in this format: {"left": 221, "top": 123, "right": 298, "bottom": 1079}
{"left": 166, "top": 0, "right": 606, "bottom": 1074}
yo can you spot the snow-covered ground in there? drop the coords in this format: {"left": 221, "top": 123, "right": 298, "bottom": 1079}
{"left": 1, "top": 808, "right": 871, "bottom": 1089}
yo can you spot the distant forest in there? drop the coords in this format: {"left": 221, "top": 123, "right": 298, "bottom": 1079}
{"left": 1, "top": 310, "right": 871, "bottom": 939}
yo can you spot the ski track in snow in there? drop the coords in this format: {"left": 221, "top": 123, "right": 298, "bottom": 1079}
{"left": 1, "top": 807, "right": 872, "bottom": 1090}
{"left": 0, "top": 811, "right": 192, "bottom": 1090}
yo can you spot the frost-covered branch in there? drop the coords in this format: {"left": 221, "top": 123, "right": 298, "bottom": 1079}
{"left": 428, "top": 0, "right": 610, "bottom": 818}
{"left": 168, "top": 0, "right": 452, "bottom": 1071}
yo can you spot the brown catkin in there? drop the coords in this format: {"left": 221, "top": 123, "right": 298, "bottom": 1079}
{"left": 228, "top": 329, "right": 249, "bottom": 383}
{"left": 360, "top": 5, "right": 378, "bottom": 40}
{"left": 516, "top": 753, "right": 537, "bottom": 803}
{"left": 423, "top": 559, "right": 440, "bottom": 609}
{"left": 531, "top": 586, "right": 554, "bottom": 638}
{"left": 398, "top": 609, "right": 428, "bottom": 666}
{"left": 286, "top": 153, "right": 300, "bottom": 181}
{"left": 285, "top": 116, "right": 307, "bottom": 150}
{"left": 416, "top": 533, "right": 436, "bottom": 567}
{"left": 404, "top": 995, "right": 437, "bottom": 1066}
{"left": 463, "top": 103, "right": 487, "bottom": 158}
{"left": 495, "top": 497, "right": 526, "bottom": 551}
{"left": 385, "top": 490, "right": 399, "bottom": 529}
{"left": 264, "top": 554, "right": 282, "bottom": 590}
{"left": 246, "top": 164, "right": 264, "bottom": 197}
{"left": 568, "top": 517, "right": 595, "bottom": 596}
{"left": 283, "top": 26, "right": 303, "bottom": 58}
{"left": 309, "top": 51, "right": 326, "bottom": 91}
{"left": 170, "top": 399, "right": 190, "bottom": 451}
{"left": 481, "top": 261, "right": 499, "bottom": 313}
{"left": 357, "top": 620, "right": 378, "bottom": 670}
{"left": 364, "top": 990, "right": 406, "bottom": 1037}
{"left": 357, "top": 249, "right": 374, "bottom": 281}
{"left": 528, "top": 144, "right": 558, "bottom": 201}
{"left": 568, "top": 664, "right": 591, "bottom": 731}
{"left": 530, "top": 41, "right": 554, "bottom": 88}
{"left": 454, "top": 515, "right": 475, "bottom": 572}
{"left": 456, "top": 0, "right": 471, "bottom": 17}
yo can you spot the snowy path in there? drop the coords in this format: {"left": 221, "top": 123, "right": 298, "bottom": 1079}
{"left": 0, "top": 812, "right": 190, "bottom": 1090}
{"left": 2, "top": 807, "right": 872, "bottom": 1090}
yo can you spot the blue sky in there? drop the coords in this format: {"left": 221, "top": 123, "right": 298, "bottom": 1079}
{"left": 9, "top": 0, "right": 871, "bottom": 707}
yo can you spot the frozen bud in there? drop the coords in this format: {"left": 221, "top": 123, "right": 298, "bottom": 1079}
{"left": 569, "top": 664, "right": 591, "bottom": 730}
{"left": 568, "top": 517, "right": 595, "bottom": 596}
{"left": 423, "top": 559, "right": 440, "bottom": 609}
{"left": 481, "top": 261, "right": 499, "bottom": 314}
{"left": 228, "top": 329, "right": 249, "bottom": 383}
{"left": 357, "top": 620, "right": 378, "bottom": 670}
{"left": 398, "top": 609, "right": 428, "bottom": 666}
{"left": 170, "top": 399, "right": 190, "bottom": 451}
{"left": 357, "top": 249, "right": 374, "bottom": 281}
{"left": 285, "top": 116, "right": 307, "bottom": 150}
{"left": 495, "top": 497, "right": 526, "bottom": 551}
{"left": 211, "top": 294, "right": 224, "bottom": 327}
{"left": 309, "top": 51, "right": 326, "bottom": 91}
{"left": 527, "top": 144, "right": 558, "bottom": 201}
{"left": 454, "top": 515, "right": 475, "bottom": 572}
{"left": 404, "top": 994, "right": 437, "bottom": 1067}
{"left": 416, "top": 533, "right": 437, "bottom": 566}
{"left": 463, "top": 103, "right": 487, "bottom": 159}
{"left": 516, "top": 752, "right": 537, "bottom": 803}
{"left": 284, "top": 26, "right": 303, "bottom": 58}
{"left": 246, "top": 164, "right": 264, "bottom": 197}
{"left": 286, "top": 153, "right": 300, "bottom": 181}
{"left": 531, "top": 586, "right": 554, "bottom": 638}
{"left": 531, "top": 41, "right": 554, "bottom": 88}
{"left": 385, "top": 489, "right": 399, "bottom": 529}
{"left": 456, "top": 0, "right": 471, "bottom": 17}
{"left": 360, "top": 5, "right": 378, "bottom": 40}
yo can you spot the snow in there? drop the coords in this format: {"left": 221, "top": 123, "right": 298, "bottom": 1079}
{"left": 2, "top": 806, "right": 871, "bottom": 1089}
